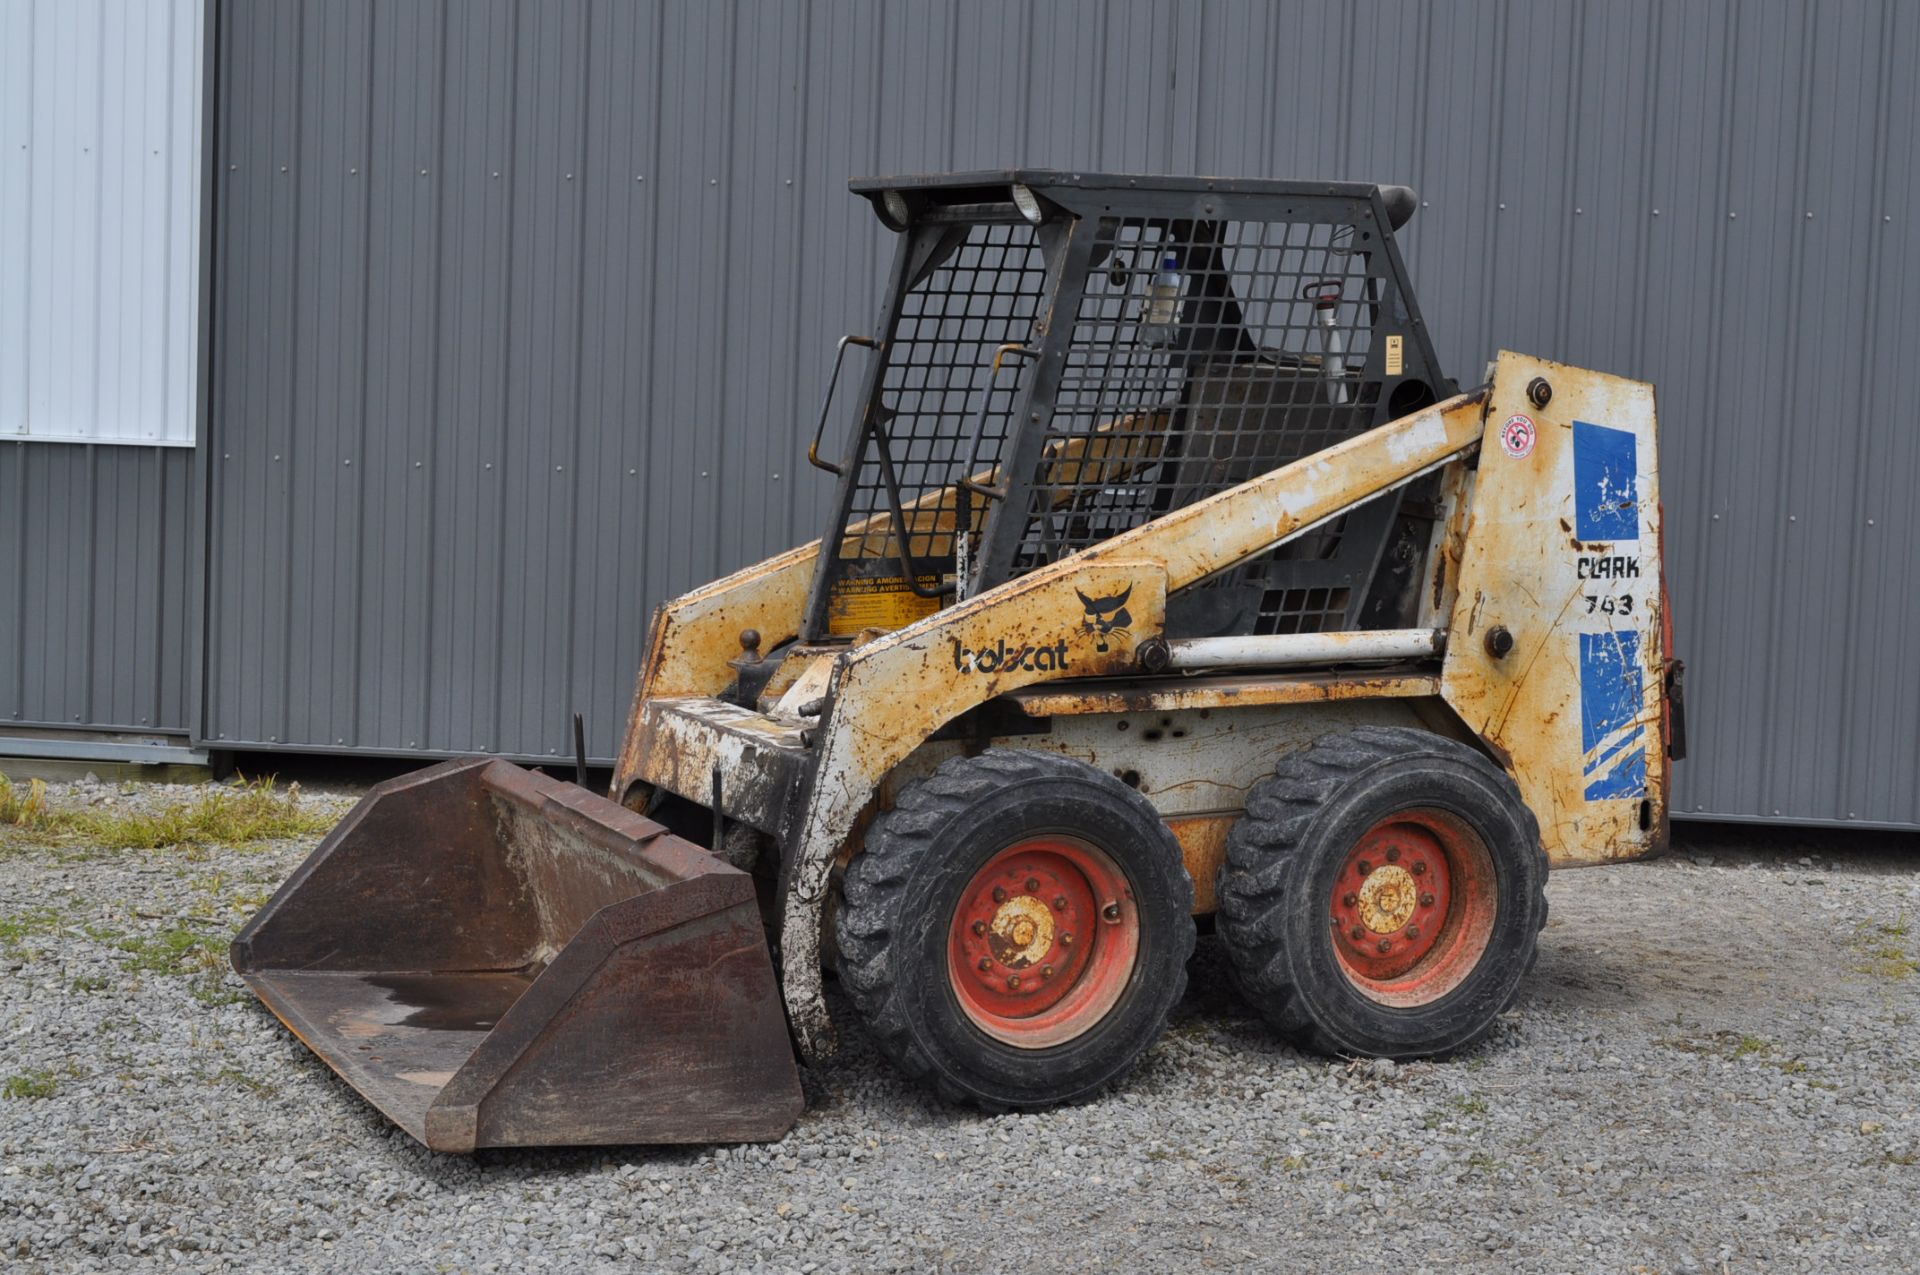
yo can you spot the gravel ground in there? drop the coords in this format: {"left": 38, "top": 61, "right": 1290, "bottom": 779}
{"left": 3, "top": 776, "right": 1917, "bottom": 1273}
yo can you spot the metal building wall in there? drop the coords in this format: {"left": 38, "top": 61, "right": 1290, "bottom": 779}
{"left": 0, "top": 445, "right": 196, "bottom": 733}
{"left": 1, "top": 0, "right": 205, "bottom": 736}
{"left": 1, "top": 0, "right": 206, "bottom": 445}
{"left": 206, "top": 0, "right": 1920, "bottom": 827}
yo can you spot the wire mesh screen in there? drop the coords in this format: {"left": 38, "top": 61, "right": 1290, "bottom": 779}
{"left": 810, "top": 182, "right": 1444, "bottom": 644}
{"left": 835, "top": 222, "right": 1050, "bottom": 568}
{"left": 1010, "top": 216, "right": 1384, "bottom": 566}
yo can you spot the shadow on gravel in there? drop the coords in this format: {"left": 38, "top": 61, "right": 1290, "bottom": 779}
{"left": 1670, "top": 819, "right": 1919, "bottom": 874}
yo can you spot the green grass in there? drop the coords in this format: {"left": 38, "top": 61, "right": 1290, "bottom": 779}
{"left": 209, "top": 1065, "right": 276, "bottom": 1097}
{"left": 1850, "top": 914, "right": 1917, "bottom": 980}
{"left": 1660, "top": 1030, "right": 1772, "bottom": 1059}
{"left": 59, "top": 777, "right": 337, "bottom": 850}
{"left": 189, "top": 976, "right": 247, "bottom": 1007}
{"left": 4, "top": 1069, "right": 59, "bottom": 1100}
{"left": 0, "top": 906, "right": 67, "bottom": 955}
{"left": 0, "top": 776, "right": 338, "bottom": 856}
{"left": 1423, "top": 1094, "right": 1490, "bottom": 1130}
{"left": 119, "top": 924, "right": 226, "bottom": 977}
{"left": 0, "top": 774, "right": 52, "bottom": 828}
{"left": 1657, "top": 1028, "right": 1827, "bottom": 1079}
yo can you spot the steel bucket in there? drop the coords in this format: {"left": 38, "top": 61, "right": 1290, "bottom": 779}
{"left": 232, "top": 759, "right": 803, "bottom": 1151}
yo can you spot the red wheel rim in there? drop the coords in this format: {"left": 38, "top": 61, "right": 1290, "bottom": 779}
{"left": 1327, "top": 809, "right": 1497, "bottom": 1007}
{"left": 946, "top": 836, "right": 1140, "bottom": 1048}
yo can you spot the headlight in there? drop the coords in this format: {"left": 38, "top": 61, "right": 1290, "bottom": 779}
{"left": 880, "top": 189, "right": 911, "bottom": 231}
{"left": 1010, "top": 184, "right": 1044, "bottom": 224}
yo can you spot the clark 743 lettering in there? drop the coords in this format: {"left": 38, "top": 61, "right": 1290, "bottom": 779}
{"left": 1576, "top": 554, "right": 1640, "bottom": 580}
{"left": 950, "top": 637, "right": 1072, "bottom": 674}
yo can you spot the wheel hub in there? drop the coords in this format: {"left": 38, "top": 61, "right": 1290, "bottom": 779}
{"left": 987, "top": 894, "right": 1056, "bottom": 968}
{"left": 1356, "top": 864, "right": 1418, "bottom": 934}
{"left": 946, "top": 836, "right": 1140, "bottom": 1047}
{"left": 1329, "top": 818, "right": 1454, "bottom": 980}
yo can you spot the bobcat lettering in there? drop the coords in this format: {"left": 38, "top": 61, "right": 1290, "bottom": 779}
{"left": 950, "top": 638, "right": 1072, "bottom": 674}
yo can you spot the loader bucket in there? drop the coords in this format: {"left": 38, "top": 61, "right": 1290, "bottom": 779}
{"left": 231, "top": 758, "right": 804, "bottom": 1151}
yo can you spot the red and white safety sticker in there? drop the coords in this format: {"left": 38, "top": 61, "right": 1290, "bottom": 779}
{"left": 1500, "top": 413, "right": 1537, "bottom": 459}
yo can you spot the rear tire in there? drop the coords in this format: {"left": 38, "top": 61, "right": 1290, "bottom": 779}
{"left": 1216, "top": 726, "right": 1547, "bottom": 1059}
{"left": 835, "top": 750, "right": 1194, "bottom": 1110}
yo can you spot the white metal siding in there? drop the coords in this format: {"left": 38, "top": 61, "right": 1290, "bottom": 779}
{"left": 0, "top": 0, "right": 204, "bottom": 446}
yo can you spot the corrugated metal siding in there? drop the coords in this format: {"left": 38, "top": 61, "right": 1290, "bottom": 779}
{"left": 205, "top": 0, "right": 1920, "bottom": 826}
{"left": 0, "top": 0, "right": 203, "bottom": 736}
{"left": 0, "top": 0, "right": 205, "bottom": 446}
{"left": 0, "top": 443, "right": 195, "bottom": 731}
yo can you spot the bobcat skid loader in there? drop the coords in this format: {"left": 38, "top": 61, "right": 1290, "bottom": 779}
{"left": 234, "top": 172, "right": 1682, "bottom": 1150}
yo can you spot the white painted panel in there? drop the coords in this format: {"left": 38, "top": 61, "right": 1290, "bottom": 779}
{"left": 0, "top": 0, "right": 202, "bottom": 446}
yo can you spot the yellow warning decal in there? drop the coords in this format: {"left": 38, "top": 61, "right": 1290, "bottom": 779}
{"left": 826, "top": 575, "right": 943, "bottom": 635}
{"left": 1385, "top": 334, "right": 1405, "bottom": 377}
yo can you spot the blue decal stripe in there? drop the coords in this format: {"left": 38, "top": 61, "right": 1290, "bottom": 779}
{"left": 1579, "top": 631, "right": 1647, "bottom": 801}
{"left": 1573, "top": 420, "right": 1639, "bottom": 542}
{"left": 1585, "top": 748, "right": 1648, "bottom": 801}
{"left": 1584, "top": 725, "right": 1646, "bottom": 778}
{"left": 1578, "top": 631, "right": 1642, "bottom": 753}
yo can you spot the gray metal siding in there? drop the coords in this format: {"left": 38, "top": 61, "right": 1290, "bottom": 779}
{"left": 0, "top": 442, "right": 195, "bottom": 732}
{"left": 203, "top": 0, "right": 1920, "bottom": 825}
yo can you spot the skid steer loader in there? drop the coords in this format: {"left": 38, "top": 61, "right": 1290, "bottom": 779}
{"left": 234, "top": 171, "right": 1682, "bottom": 1150}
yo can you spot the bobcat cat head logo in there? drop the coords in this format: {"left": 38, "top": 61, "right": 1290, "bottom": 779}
{"left": 1075, "top": 584, "right": 1134, "bottom": 654}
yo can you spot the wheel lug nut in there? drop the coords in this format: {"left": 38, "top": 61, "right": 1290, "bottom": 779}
{"left": 1061, "top": 932, "right": 1074, "bottom": 946}
{"left": 1377, "top": 938, "right": 1392, "bottom": 954}
{"left": 1025, "top": 877, "right": 1040, "bottom": 892}
{"left": 1420, "top": 892, "right": 1436, "bottom": 907}
{"left": 1386, "top": 847, "right": 1400, "bottom": 863}
{"left": 1041, "top": 966, "right": 1054, "bottom": 980}
{"left": 1357, "top": 860, "right": 1372, "bottom": 875}
{"left": 992, "top": 886, "right": 1006, "bottom": 903}
{"left": 1411, "top": 862, "right": 1426, "bottom": 876}
{"left": 1350, "top": 925, "right": 1365, "bottom": 941}
{"left": 1054, "top": 896, "right": 1069, "bottom": 911}
{"left": 1406, "top": 926, "right": 1420, "bottom": 940}
{"left": 1102, "top": 903, "right": 1122, "bottom": 923}
{"left": 1342, "top": 892, "right": 1358, "bottom": 907}
{"left": 1007, "top": 975, "right": 1021, "bottom": 990}
{"left": 978, "top": 958, "right": 993, "bottom": 971}
{"left": 971, "top": 920, "right": 987, "bottom": 936}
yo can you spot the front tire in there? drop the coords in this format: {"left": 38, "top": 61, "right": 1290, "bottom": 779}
{"left": 1216, "top": 726, "right": 1548, "bottom": 1059}
{"left": 835, "top": 750, "right": 1195, "bottom": 1110}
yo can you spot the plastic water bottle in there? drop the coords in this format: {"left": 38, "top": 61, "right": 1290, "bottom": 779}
{"left": 1138, "top": 254, "right": 1183, "bottom": 346}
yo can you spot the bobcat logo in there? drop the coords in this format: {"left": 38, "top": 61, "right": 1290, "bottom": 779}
{"left": 1075, "top": 584, "right": 1134, "bottom": 654}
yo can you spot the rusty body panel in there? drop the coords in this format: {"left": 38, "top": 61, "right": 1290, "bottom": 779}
{"left": 626, "top": 699, "right": 808, "bottom": 837}
{"left": 1075, "top": 391, "right": 1487, "bottom": 589}
{"left": 232, "top": 760, "right": 803, "bottom": 1150}
{"left": 611, "top": 540, "right": 820, "bottom": 807}
{"left": 1438, "top": 353, "right": 1669, "bottom": 866}
{"left": 1166, "top": 815, "right": 1233, "bottom": 913}
{"left": 1003, "top": 670, "right": 1441, "bottom": 717}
